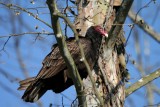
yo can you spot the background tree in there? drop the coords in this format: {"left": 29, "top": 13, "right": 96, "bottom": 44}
{"left": 0, "top": 0, "right": 160, "bottom": 107}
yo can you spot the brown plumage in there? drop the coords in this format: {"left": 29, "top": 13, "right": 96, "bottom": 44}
{"left": 18, "top": 26, "right": 107, "bottom": 102}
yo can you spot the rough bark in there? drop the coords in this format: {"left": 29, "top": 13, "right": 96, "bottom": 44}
{"left": 74, "top": 0, "right": 133, "bottom": 106}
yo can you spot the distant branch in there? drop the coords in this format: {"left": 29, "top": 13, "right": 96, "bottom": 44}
{"left": 128, "top": 10, "right": 160, "bottom": 43}
{"left": 151, "top": 84, "right": 160, "bottom": 95}
{"left": 0, "top": 68, "right": 20, "bottom": 82}
{"left": 0, "top": 2, "right": 52, "bottom": 28}
{"left": 15, "top": 38, "right": 29, "bottom": 78}
{"left": 0, "top": 81, "right": 20, "bottom": 98}
{"left": 144, "top": 102, "right": 160, "bottom": 107}
{"left": 125, "top": 0, "right": 157, "bottom": 45}
{"left": 0, "top": 32, "right": 54, "bottom": 38}
{"left": 125, "top": 68, "right": 160, "bottom": 97}
{"left": 0, "top": 79, "right": 35, "bottom": 107}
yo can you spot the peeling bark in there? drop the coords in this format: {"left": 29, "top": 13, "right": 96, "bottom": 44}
{"left": 74, "top": 0, "right": 109, "bottom": 36}
{"left": 74, "top": 0, "right": 133, "bottom": 106}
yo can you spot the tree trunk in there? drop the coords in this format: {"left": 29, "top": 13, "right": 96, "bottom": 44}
{"left": 75, "top": 0, "right": 126, "bottom": 106}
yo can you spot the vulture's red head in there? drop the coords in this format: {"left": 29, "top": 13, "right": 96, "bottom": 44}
{"left": 93, "top": 26, "right": 108, "bottom": 37}
{"left": 85, "top": 25, "right": 108, "bottom": 39}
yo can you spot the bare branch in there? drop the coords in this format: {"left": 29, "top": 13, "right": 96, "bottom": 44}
{"left": 0, "top": 32, "right": 54, "bottom": 38}
{"left": 125, "top": 0, "right": 154, "bottom": 45}
{"left": 128, "top": 10, "right": 160, "bottom": 43}
{"left": 46, "top": 0, "right": 86, "bottom": 106}
{"left": 55, "top": 7, "right": 104, "bottom": 106}
{"left": 107, "top": 0, "right": 134, "bottom": 47}
{"left": 0, "top": 2, "right": 52, "bottom": 28}
{"left": 125, "top": 68, "right": 160, "bottom": 97}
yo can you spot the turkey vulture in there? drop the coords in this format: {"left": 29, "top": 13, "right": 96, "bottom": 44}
{"left": 18, "top": 26, "right": 107, "bottom": 102}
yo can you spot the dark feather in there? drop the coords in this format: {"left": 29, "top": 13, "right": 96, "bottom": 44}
{"left": 18, "top": 26, "right": 104, "bottom": 102}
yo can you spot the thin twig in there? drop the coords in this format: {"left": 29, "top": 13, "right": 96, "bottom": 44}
{"left": 107, "top": 0, "right": 134, "bottom": 47}
{"left": 60, "top": 93, "right": 73, "bottom": 101}
{"left": 0, "top": 36, "right": 11, "bottom": 51}
{"left": 0, "top": 32, "right": 54, "bottom": 38}
{"left": 62, "top": 96, "right": 64, "bottom": 107}
{"left": 125, "top": 0, "right": 155, "bottom": 46}
{"left": 128, "top": 10, "right": 160, "bottom": 43}
{"left": 0, "top": 2, "right": 52, "bottom": 28}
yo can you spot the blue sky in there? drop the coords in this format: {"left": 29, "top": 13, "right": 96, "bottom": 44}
{"left": 0, "top": 0, "right": 160, "bottom": 107}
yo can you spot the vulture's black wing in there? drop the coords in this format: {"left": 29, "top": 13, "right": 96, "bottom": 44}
{"left": 18, "top": 26, "right": 105, "bottom": 102}
{"left": 36, "top": 37, "right": 93, "bottom": 79}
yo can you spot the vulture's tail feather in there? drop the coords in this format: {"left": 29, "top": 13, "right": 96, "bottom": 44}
{"left": 18, "top": 77, "right": 47, "bottom": 102}
{"left": 18, "top": 77, "right": 35, "bottom": 90}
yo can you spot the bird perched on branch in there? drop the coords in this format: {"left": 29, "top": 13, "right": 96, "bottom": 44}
{"left": 18, "top": 26, "right": 108, "bottom": 102}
